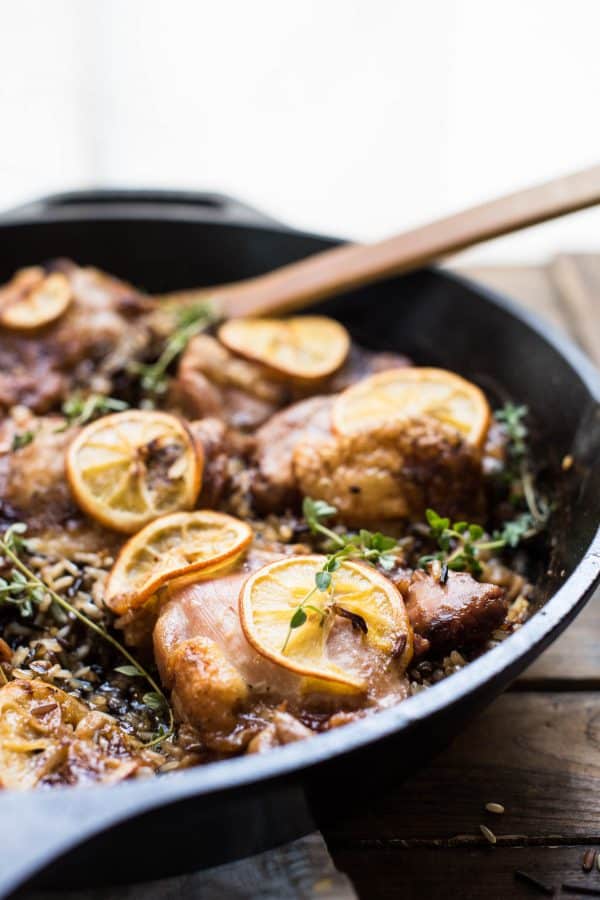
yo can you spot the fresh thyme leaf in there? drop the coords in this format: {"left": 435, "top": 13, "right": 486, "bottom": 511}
{"left": 133, "top": 302, "right": 215, "bottom": 397}
{"left": 3, "top": 522, "right": 29, "bottom": 555}
{"left": 11, "top": 431, "right": 34, "bottom": 451}
{"left": 289, "top": 607, "right": 308, "bottom": 629}
{"left": 495, "top": 403, "right": 529, "bottom": 458}
{"left": 315, "top": 570, "right": 332, "bottom": 591}
{"left": 60, "top": 393, "right": 128, "bottom": 430}
{"left": 142, "top": 691, "right": 165, "bottom": 711}
{"left": 420, "top": 506, "right": 539, "bottom": 578}
{"left": 303, "top": 497, "right": 338, "bottom": 533}
{"left": 494, "top": 512, "right": 535, "bottom": 547}
{"left": 115, "top": 665, "right": 141, "bottom": 677}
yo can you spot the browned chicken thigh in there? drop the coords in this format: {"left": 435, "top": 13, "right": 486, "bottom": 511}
{"left": 0, "top": 261, "right": 153, "bottom": 413}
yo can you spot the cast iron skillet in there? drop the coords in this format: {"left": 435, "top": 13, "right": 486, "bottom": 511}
{"left": 0, "top": 190, "right": 599, "bottom": 898}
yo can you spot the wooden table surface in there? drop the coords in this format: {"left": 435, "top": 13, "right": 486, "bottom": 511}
{"left": 318, "top": 257, "right": 600, "bottom": 900}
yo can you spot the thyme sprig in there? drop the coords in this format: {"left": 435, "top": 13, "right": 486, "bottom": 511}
{"left": 59, "top": 392, "right": 129, "bottom": 430}
{"left": 418, "top": 508, "right": 537, "bottom": 577}
{"left": 11, "top": 431, "right": 34, "bottom": 451}
{"left": 133, "top": 302, "right": 215, "bottom": 398}
{"left": 495, "top": 402, "right": 549, "bottom": 525}
{"left": 281, "top": 499, "right": 400, "bottom": 652}
{"left": 0, "top": 524, "right": 172, "bottom": 748}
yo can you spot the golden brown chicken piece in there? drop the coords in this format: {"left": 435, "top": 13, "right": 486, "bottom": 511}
{"left": 401, "top": 569, "right": 507, "bottom": 653}
{"left": 293, "top": 417, "right": 485, "bottom": 525}
{"left": 0, "top": 261, "right": 153, "bottom": 414}
{"left": 153, "top": 548, "right": 411, "bottom": 750}
{"left": 174, "top": 334, "right": 289, "bottom": 430}
{"left": 174, "top": 334, "right": 410, "bottom": 433}
{"left": 0, "top": 679, "right": 162, "bottom": 789}
{"left": 251, "top": 396, "right": 334, "bottom": 510}
{"left": 0, "top": 411, "right": 118, "bottom": 556}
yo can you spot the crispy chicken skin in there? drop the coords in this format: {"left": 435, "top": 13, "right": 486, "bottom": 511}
{"left": 174, "top": 334, "right": 288, "bottom": 430}
{"left": 0, "top": 412, "right": 118, "bottom": 555}
{"left": 401, "top": 570, "right": 507, "bottom": 654}
{"left": 0, "top": 679, "right": 161, "bottom": 789}
{"left": 293, "top": 417, "right": 485, "bottom": 524}
{"left": 153, "top": 548, "right": 411, "bottom": 743}
{"left": 174, "top": 334, "right": 410, "bottom": 433}
{"left": 187, "top": 417, "right": 232, "bottom": 507}
{"left": 252, "top": 396, "right": 334, "bottom": 510}
{"left": 0, "top": 261, "right": 152, "bottom": 413}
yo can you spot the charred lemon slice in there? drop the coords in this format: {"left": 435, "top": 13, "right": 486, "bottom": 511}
{"left": 332, "top": 367, "right": 490, "bottom": 446}
{"left": 66, "top": 410, "right": 202, "bottom": 533}
{"left": 105, "top": 510, "right": 253, "bottom": 614}
{"left": 218, "top": 316, "right": 349, "bottom": 380}
{"left": 0, "top": 271, "right": 72, "bottom": 330}
{"left": 239, "top": 554, "right": 412, "bottom": 691}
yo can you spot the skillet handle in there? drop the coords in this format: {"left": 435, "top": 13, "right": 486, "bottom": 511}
{"left": 0, "top": 782, "right": 141, "bottom": 898}
{"left": 0, "top": 189, "right": 284, "bottom": 229}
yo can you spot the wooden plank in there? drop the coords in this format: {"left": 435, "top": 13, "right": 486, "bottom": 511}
{"left": 332, "top": 846, "right": 600, "bottom": 900}
{"left": 518, "top": 593, "right": 600, "bottom": 686}
{"left": 550, "top": 253, "right": 600, "bottom": 367}
{"left": 320, "top": 693, "right": 600, "bottom": 846}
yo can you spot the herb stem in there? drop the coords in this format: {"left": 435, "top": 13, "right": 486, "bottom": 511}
{"left": 281, "top": 585, "right": 318, "bottom": 654}
{"left": 314, "top": 522, "right": 346, "bottom": 548}
{"left": 0, "top": 540, "right": 173, "bottom": 748}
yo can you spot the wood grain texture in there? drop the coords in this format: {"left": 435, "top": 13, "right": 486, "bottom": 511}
{"left": 321, "top": 693, "right": 600, "bottom": 847}
{"left": 550, "top": 254, "right": 600, "bottom": 366}
{"left": 332, "top": 847, "right": 600, "bottom": 900}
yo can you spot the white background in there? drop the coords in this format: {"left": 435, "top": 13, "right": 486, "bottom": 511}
{"left": 1, "top": 0, "right": 600, "bottom": 263}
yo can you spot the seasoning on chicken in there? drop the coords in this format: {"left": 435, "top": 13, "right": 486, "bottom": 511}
{"left": 293, "top": 417, "right": 485, "bottom": 524}
{"left": 153, "top": 549, "right": 411, "bottom": 750}
{"left": 0, "top": 679, "right": 162, "bottom": 789}
{"left": 252, "top": 396, "right": 334, "bottom": 510}
{"left": 0, "top": 261, "right": 153, "bottom": 413}
{"left": 401, "top": 569, "right": 507, "bottom": 654}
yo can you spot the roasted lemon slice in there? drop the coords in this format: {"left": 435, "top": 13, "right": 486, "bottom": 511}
{"left": 332, "top": 367, "right": 490, "bottom": 446}
{"left": 105, "top": 510, "right": 253, "bottom": 614}
{"left": 0, "top": 270, "right": 72, "bottom": 330}
{"left": 239, "top": 554, "right": 412, "bottom": 691}
{"left": 218, "top": 316, "right": 350, "bottom": 380}
{"left": 66, "top": 410, "right": 202, "bottom": 533}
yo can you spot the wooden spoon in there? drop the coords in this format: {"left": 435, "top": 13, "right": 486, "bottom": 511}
{"left": 162, "top": 164, "right": 600, "bottom": 318}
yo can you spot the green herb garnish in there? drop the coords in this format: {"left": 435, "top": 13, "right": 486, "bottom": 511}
{"left": 0, "top": 524, "right": 172, "bottom": 747}
{"left": 495, "top": 402, "right": 528, "bottom": 459}
{"left": 132, "top": 302, "right": 215, "bottom": 398}
{"left": 418, "top": 507, "right": 537, "bottom": 576}
{"left": 60, "top": 392, "right": 128, "bottom": 430}
{"left": 281, "top": 499, "right": 400, "bottom": 652}
{"left": 494, "top": 402, "right": 549, "bottom": 525}
{"left": 11, "top": 431, "right": 34, "bottom": 451}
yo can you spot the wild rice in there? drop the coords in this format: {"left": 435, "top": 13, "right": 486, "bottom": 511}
{"left": 479, "top": 824, "right": 497, "bottom": 844}
{"left": 485, "top": 802, "right": 505, "bottom": 814}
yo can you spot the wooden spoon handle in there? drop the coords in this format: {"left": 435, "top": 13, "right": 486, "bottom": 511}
{"left": 220, "top": 164, "right": 600, "bottom": 318}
